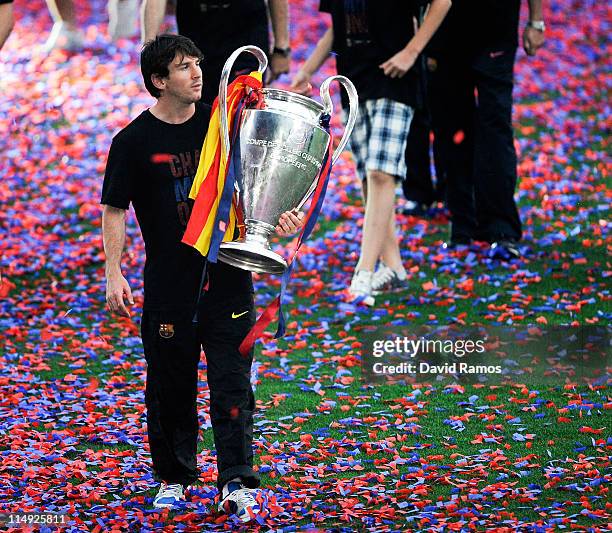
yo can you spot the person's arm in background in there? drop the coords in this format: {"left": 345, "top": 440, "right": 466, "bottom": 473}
{"left": 268, "top": 0, "right": 290, "bottom": 80}
{"left": 102, "top": 205, "right": 134, "bottom": 317}
{"left": 523, "top": 0, "right": 545, "bottom": 56}
{"left": 141, "top": 0, "right": 167, "bottom": 44}
{"left": 380, "top": 0, "right": 451, "bottom": 78}
{"left": 289, "top": 26, "right": 333, "bottom": 95}
{"left": 0, "top": 2, "right": 15, "bottom": 50}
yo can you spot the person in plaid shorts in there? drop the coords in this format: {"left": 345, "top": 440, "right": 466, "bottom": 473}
{"left": 292, "top": 0, "right": 451, "bottom": 305}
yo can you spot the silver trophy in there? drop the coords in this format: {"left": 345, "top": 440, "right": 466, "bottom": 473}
{"left": 216, "top": 45, "right": 358, "bottom": 274}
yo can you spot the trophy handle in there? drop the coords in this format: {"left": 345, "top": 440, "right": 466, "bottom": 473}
{"left": 219, "top": 45, "right": 268, "bottom": 169}
{"left": 319, "top": 75, "right": 358, "bottom": 165}
{"left": 294, "top": 75, "right": 358, "bottom": 211}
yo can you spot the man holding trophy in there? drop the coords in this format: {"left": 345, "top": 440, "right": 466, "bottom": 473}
{"left": 101, "top": 34, "right": 302, "bottom": 522}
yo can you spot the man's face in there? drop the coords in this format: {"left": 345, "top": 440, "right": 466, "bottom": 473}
{"left": 161, "top": 54, "right": 203, "bottom": 103}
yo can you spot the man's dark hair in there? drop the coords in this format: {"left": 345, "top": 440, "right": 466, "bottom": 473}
{"left": 141, "top": 34, "right": 204, "bottom": 98}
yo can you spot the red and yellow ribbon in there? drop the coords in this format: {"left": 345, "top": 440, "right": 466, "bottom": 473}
{"left": 182, "top": 72, "right": 263, "bottom": 256}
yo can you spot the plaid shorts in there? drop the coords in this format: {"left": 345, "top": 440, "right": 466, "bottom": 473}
{"left": 347, "top": 98, "right": 414, "bottom": 181}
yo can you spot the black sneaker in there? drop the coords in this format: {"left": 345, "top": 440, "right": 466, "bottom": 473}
{"left": 490, "top": 239, "right": 520, "bottom": 260}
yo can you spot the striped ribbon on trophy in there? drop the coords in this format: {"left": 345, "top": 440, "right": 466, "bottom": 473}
{"left": 182, "top": 72, "right": 263, "bottom": 258}
{"left": 239, "top": 126, "right": 334, "bottom": 356}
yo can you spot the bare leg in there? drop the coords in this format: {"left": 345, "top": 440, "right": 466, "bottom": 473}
{"left": 0, "top": 3, "right": 14, "bottom": 51}
{"left": 44, "top": 0, "right": 83, "bottom": 50}
{"left": 46, "top": 0, "right": 77, "bottom": 29}
{"left": 380, "top": 215, "right": 403, "bottom": 271}
{"left": 355, "top": 169, "right": 398, "bottom": 273}
{"left": 108, "top": 0, "right": 140, "bottom": 41}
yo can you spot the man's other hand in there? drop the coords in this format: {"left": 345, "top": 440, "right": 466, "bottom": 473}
{"left": 106, "top": 274, "right": 134, "bottom": 317}
{"left": 380, "top": 47, "right": 419, "bottom": 78}
{"left": 289, "top": 69, "right": 313, "bottom": 95}
{"left": 275, "top": 210, "right": 305, "bottom": 237}
{"left": 523, "top": 26, "right": 545, "bottom": 56}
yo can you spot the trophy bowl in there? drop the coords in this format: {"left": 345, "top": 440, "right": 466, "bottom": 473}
{"left": 216, "top": 46, "right": 358, "bottom": 274}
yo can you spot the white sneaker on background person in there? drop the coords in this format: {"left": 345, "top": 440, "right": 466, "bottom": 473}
{"left": 348, "top": 270, "right": 375, "bottom": 306}
{"left": 371, "top": 263, "right": 408, "bottom": 295}
{"left": 43, "top": 21, "right": 84, "bottom": 52}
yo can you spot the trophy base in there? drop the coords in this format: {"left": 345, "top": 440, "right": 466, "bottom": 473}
{"left": 218, "top": 241, "right": 287, "bottom": 275}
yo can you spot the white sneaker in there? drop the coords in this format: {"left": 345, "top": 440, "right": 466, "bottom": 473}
{"left": 44, "top": 22, "right": 84, "bottom": 52}
{"left": 153, "top": 482, "right": 185, "bottom": 508}
{"left": 372, "top": 263, "right": 408, "bottom": 295}
{"left": 108, "top": 0, "right": 139, "bottom": 41}
{"left": 349, "top": 270, "right": 375, "bottom": 306}
{"left": 218, "top": 479, "right": 260, "bottom": 523}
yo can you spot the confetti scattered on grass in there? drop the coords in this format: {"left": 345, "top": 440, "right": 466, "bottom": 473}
{"left": 0, "top": 0, "right": 609, "bottom": 530}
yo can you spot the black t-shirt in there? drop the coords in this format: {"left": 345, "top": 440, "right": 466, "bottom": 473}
{"left": 430, "top": 0, "right": 521, "bottom": 56}
{"left": 101, "top": 102, "right": 252, "bottom": 313}
{"left": 320, "top": 0, "right": 425, "bottom": 109}
{"left": 176, "top": 0, "right": 268, "bottom": 68}
{"left": 175, "top": 0, "right": 270, "bottom": 104}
